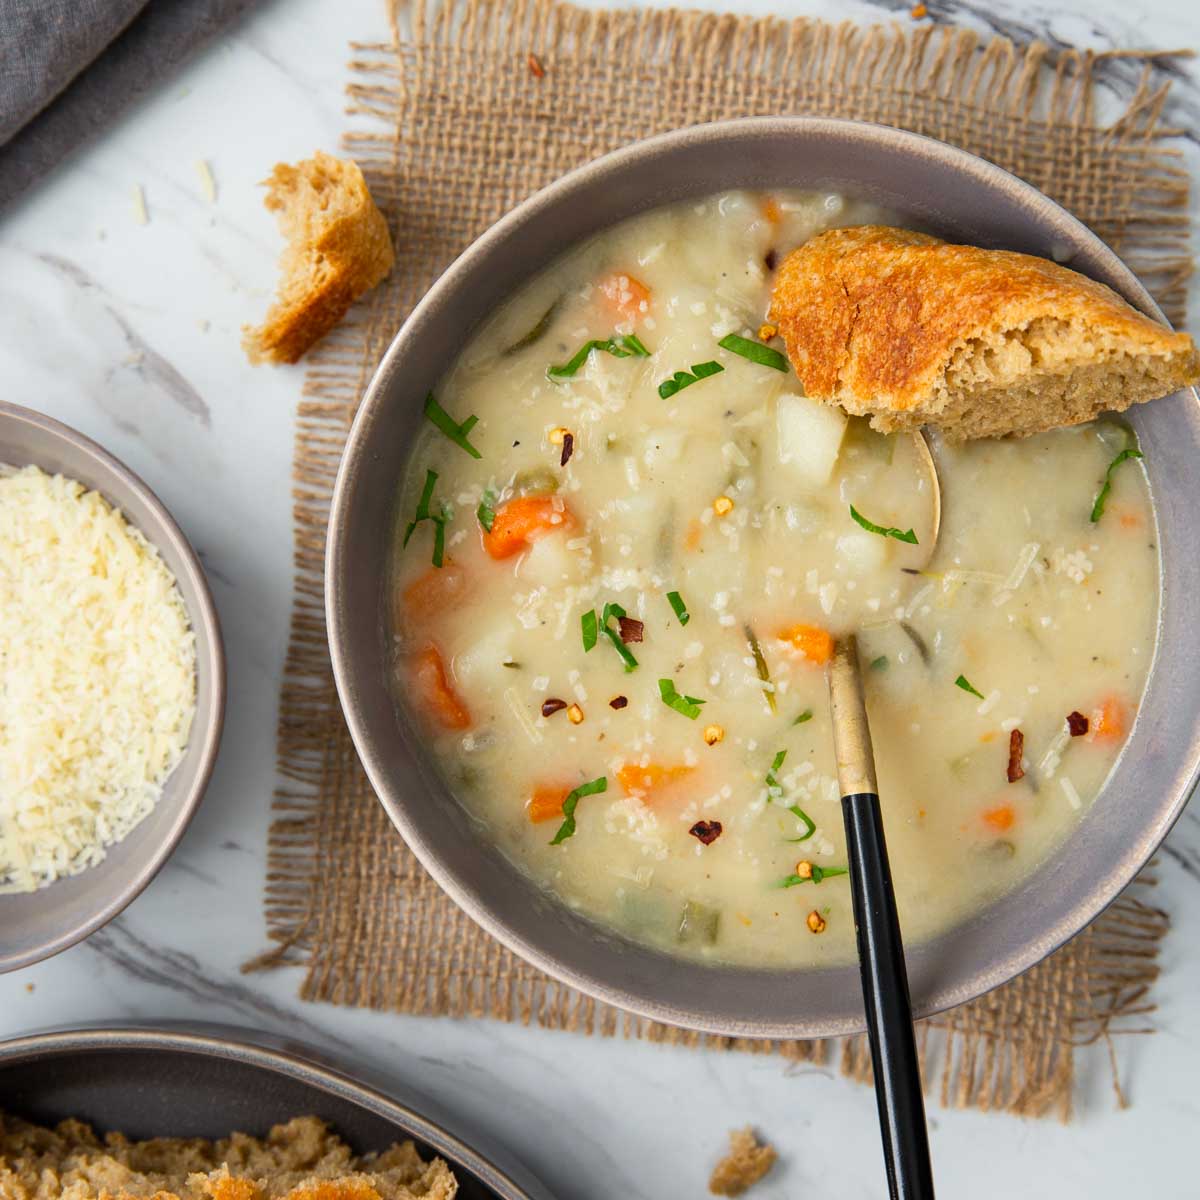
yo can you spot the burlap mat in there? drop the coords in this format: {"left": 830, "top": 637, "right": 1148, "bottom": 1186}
{"left": 250, "top": 0, "right": 1188, "bottom": 1120}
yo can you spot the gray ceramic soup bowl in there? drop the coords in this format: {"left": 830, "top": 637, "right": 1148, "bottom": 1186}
{"left": 328, "top": 117, "right": 1200, "bottom": 1038}
{"left": 0, "top": 402, "right": 225, "bottom": 972}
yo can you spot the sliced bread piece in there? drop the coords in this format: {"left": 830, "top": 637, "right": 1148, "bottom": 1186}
{"left": 243, "top": 152, "right": 394, "bottom": 366}
{"left": 768, "top": 225, "right": 1200, "bottom": 440}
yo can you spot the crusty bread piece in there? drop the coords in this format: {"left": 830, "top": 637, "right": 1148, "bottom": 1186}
{"left": 708, "top": 1127, "right": 776, "bottom": 1197}
{"left": 0, "top": 1113, "right": 456, "bottom": 1200}
{"left": 243, "top": 152, "right": 394, "bottom": 366}
{"left": 769, "top": 225, "right": 1200, "bottom": 440}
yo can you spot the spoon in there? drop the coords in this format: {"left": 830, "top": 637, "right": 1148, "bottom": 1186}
{"left": 829, "top": 635, "right": 935, "bottom": 1199}
{"left": 909, "top": 430, "right": 941, "bottom": 569}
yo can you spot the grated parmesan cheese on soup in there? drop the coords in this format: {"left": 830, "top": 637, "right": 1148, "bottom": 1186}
{"left": 0, "top": 465, "right": 197, "bottom": 892}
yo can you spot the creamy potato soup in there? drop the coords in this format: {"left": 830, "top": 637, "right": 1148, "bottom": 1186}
{"left": 388, "top": 191, "right": 1158, "bottom": 967}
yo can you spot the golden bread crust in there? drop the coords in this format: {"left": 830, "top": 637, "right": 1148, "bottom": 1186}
{"left": 768, "top": 225, "right": 1199, "bottom": 438}
{"left": 243, "top": 151, "right": 394, "bottom": 366}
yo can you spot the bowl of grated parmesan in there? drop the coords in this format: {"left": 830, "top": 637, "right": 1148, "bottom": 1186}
{"left": 0, "top": 401, "right": 225, "bottom": 972}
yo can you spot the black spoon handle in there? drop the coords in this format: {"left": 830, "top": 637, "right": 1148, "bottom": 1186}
{"left": 842, "top": 789, "right": 934, "bottom": 1200}
{"left": 828, "top": 636, "right": 934, "bottom": 1200}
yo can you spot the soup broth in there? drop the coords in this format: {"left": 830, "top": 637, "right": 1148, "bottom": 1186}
{"left": 389, "top": 191, "right": 1158, "bottom": 967}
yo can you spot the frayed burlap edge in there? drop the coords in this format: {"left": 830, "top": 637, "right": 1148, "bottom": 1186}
{"left": 250, "top": 0, "right": 1184, "bottom": 1121}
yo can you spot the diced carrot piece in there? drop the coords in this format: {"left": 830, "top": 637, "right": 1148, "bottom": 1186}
{"left": 684, "top": 519, "right": 704, "bottom": 552}
{"left": 528, "top": 784, "right": 571, "bottom": 824}
{"left": 761, "top": 196, "right": 783, "bottom": 225}
{"left": 616, "top": 763, "right": 693, "bottom": 800}
{"left": 982, "top": 804, "right": 1016, "bottom": 833}
{"left": 482, "top": 495, "right": 572, "bottom": 560}
{"left": 777, "top": 624, "right": 834, "bottom": 666}
{"left": 410, "top": 645, "right": 471, "bottom": 731}
{"left": 598, "top": 271, "right": 652, "bottom": 325}
{"left": 401, "top": 561, "right": 468, "bottom": 623}
{"left": 1093, "top": 695, "right": 1129, "bottom": 742}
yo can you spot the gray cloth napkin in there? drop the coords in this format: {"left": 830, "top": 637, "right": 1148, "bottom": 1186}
{"left": 0, "top": 0, "right": 261, "bottom": 212}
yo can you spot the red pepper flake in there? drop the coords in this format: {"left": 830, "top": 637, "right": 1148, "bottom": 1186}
{"left": 1067, "top": 711, "right": 1089, "bottom": 737}
{"left": 560, "top": 431, "right": 574, "bottom": 467}
{"left": 617, "top": 615, "right": 644, "bottom": 644}
{"left": 1007, "top": 729, "right": 1025, "bottom": 783}
{"left": 609, "top": 695, "right": 628, "bottom": 709}
{"left": 527, "top": 52, "right": 546, "bottom": 78}
{"left": 541, "top": 698, "right": 567, "bottom": 718}
{"left": 689, "top": 820, "right": 723, "bottom": 845}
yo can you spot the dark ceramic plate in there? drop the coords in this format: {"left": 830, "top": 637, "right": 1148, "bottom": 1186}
{"left": 0, "top": 1025, "right": 550, "bottom": 1200}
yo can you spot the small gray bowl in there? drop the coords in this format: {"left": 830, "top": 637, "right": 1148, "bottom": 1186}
{"left": 0, "top": 401, "right": 225, "bottom": 972}
{"left": 327, "top": 118, "right": 1200, "bottom": 1038}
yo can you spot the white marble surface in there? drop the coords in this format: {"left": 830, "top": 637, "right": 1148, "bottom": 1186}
{"left": 2, "top": 0, "right": 1199, "bottom": 1195}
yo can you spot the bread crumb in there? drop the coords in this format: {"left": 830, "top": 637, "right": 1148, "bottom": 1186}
{"left": 709, "top": 1127, "right": 777, "bottom": 1196}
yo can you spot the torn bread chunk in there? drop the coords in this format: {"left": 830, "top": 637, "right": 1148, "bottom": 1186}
{"left": 243, "top": 151, "right": 394, "bottom": 366}
{"left": 769, "top": 225, "right": 1200, "bottom": 440}
{"left": 708, "top": 1127, "right": 777, "bottom": 1196}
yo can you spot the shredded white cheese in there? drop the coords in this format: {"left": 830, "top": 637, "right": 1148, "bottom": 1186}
{"left": 0, "top": 466, "right": 196, "bottom": 892}
{"left": 194, "top": 159, "right": 218, "bottom": 204}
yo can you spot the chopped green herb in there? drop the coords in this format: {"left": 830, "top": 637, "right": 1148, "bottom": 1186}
{"left": 599, "top": 601, "right": 638, "bottom": 672}
{"left": 765, "top": 749, "right": 787, "bottom": 795}
{"left": 785, "top": 806, "right": 817, "bottom": 842}
{"left": 502, "top": 297, "right": 561, "bottom": 355}
{"left": 476, "top": 488, "right": 497, "bottom": 532}
{"left": 431, "top": 516, "right": 446, "bottom": 568}
{"left": 849, "top": 504, "right": 918, "bottom": 544}
{"left": 550, "top": 776, "right": 608, "bottom": 844}
{"left": 402, "top": 469, "right": 449, "bottom": 567}
{"left": 666, "top": 590, "right": 690, "bottom": 625}
{"left": 774, "top": 865, "right": 849, "bottom": 888}
{"left": 583, "top": 603, "right": 639, "bottom": 670}
{"left": 657, "top": 360, "right": 724, "bottom": 399}
{"left": 718, "top": 332, "right": 789, "bottom": 372}
{"left": 1090, "top": 439, "right": 1144, "bottom": 523}
{"left": 658, "top": 678, "right": 706, "bottom": 719}
{"left": 501, "top": 660, "right": 521, "bottom": 669}
{"left": 547, "top": 333, "right": 649, "bottom": 380}
{"left": 424, "top": 393, "right": 482, "bottom": 459}
{"left": 792, "top": 709, "right": 814, "bottom": 726}
{"left": 955, "top": 674, "right": 985, "bottom": 700}
{"left": 900, "top": 621, "right": 931, "bottom": 665}
{"left": 581, "top": 609, "right": 599, "bottom": 652}
{"left": 763, "top": 748, "right": 816, "bottom": 840}
{"left": 745, "top": 625, "right": 777, "bottom": 714}
{"left": 870, "top": 655, "right": 889, "bottom": 671}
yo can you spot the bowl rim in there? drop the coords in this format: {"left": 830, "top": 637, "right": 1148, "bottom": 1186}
{"left": 328, "top": 115, "right": 1200, "bottom": 1037}
{"left": 0, "top": 400, "right": 227, "bottom": 972}
{"left": 0, "top": 1022, "right": 548, "bottom": 1200}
